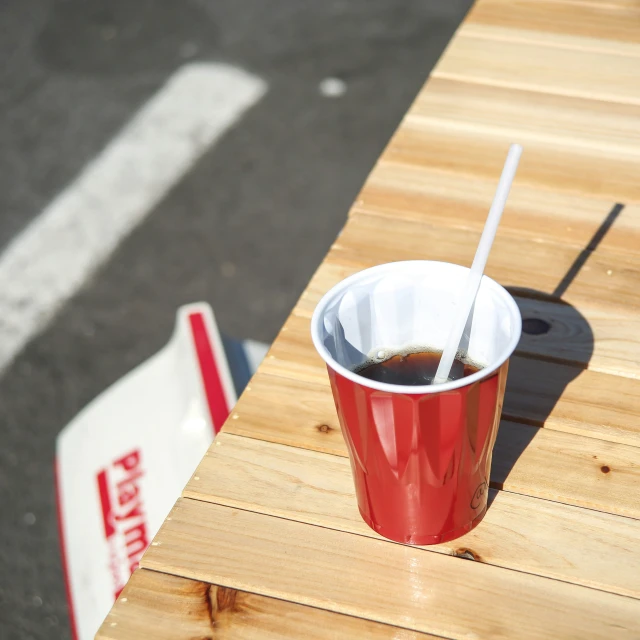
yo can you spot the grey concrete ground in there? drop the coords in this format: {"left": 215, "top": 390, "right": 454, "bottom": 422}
{"left": 0, "top": 1, "right": 472, "bottom": 637}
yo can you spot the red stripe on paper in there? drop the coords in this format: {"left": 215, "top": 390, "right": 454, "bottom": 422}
{"left": 189, "top": 312, "right": 231, "bottom": 433}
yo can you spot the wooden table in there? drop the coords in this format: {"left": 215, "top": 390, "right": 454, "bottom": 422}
{"left": 97, "top": 1, "right": 640, "bottom": 637}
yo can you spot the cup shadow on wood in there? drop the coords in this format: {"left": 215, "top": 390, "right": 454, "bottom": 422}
{"left": 487, "top": 202, "right": 623, "bottom": 506}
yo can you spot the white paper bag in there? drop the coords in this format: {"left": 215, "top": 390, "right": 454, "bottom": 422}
{"left": 55, "top": 303, "right": 266, "bottom": 640}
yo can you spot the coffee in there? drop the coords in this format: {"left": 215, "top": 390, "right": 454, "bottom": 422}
{"left": 355, "top": 350, "right": 482, "bottom": 386}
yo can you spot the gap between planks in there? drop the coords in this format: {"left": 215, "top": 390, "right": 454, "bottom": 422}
{"left": 431, "top": 71, "right": 640, "bottom": 110}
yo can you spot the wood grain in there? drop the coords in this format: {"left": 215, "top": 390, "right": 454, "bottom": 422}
{"left": 143, "top": 498, "right": 640, "bottom": 640}
{"left": 355, "top": 160, "right": 640, "bottom": 257}
{"left": 228, "top": 371, "right": 640, "bottom": 518}
{"left": 227, "top": 371, "right": 344, "bottom": 455}
{"left": 383, "top": 76, "right": 640, "bottom": 202}
{"left": 96, "top": 569, "right": 436, "bottom": 640}
{"left": 332, "top": 213, "right": 640, "bottom": 317}
{"left": 388, "top": 122, "right": 640, "bottom": 205}
{"left": 412, "top": 77, "right": 640, "bottom": 158}
{"left": 434, "top": 31, "right": 640, "bottom": 106}
{"left": 96, "top": 569, "right": 215, "bottom": 640}
{"left": 186, "top": 433, "right": 640, "bottom": 599}
{"left": 468, "top": 0, "right": 640, "bottom": 47}
{"left": 262, "top": 310, "right": 640, "bottom": 447}
{"left": 493, "top": 420, "right": 640, "bottom": 518}
{"left": 460, "top": 21, "right": 640, "bottom": 60}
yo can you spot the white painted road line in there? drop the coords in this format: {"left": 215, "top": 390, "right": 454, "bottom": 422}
{"left": 0, "top": 63, "right": 267, "bottom": 373}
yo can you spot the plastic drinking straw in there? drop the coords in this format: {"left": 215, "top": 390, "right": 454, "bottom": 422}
{"left": 432, "top": 143, "right": 523, "bottom": 384}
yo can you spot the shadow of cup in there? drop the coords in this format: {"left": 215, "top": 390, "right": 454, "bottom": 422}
{"left": 489, "top": 287, "right": 594, "bottom": 492}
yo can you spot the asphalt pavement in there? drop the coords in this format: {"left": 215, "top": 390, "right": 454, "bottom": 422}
{"left": 0, "top": 1, "right": 472, "bottom": 637}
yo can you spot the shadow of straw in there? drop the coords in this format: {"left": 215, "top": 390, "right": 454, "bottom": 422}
{"left": 489, "top": 202, "right": 624, "bottom": 492}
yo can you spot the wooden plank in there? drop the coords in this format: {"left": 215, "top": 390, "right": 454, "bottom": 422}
{"left": 262, "top": 313, "right": 640, "bottom": 447}
{"left": 187, "top": 433, "right": 640, "bottom": 599}
{"left": 467, "top": 0, "right": 640, "bottom": 47}
{"left": 227, "top": 371, "right": 344, "bottom": 455}
{"left": 387, "top": 121, "right": 640, "bottom": 207}
{"left": 384, "top": 80, "right": 640, "bottom": 202}
{"left": 538, "top": 0, "right": 640, "bottom": 7}
{"left": 143, "top": 498, "right": 640, "bottom": 640}
{"left": 356, "top": 160, "right": 640, "bottom": 257}
{"left": 412, "top": 77, "right": 640, "bottom": 158}
{"left": 332, "top": 213, "right": 640, "bottom": 318}
{"left": 460, "top": 21, "right": 640, "bottom": 59}
{"left": 227, "top": 371, "right": 640, "bottom": 518}
{"left": 96, "top": 569, "right": 437, "bottom": 640}
{"left": 96, "top": 569, "right": 215, "bottom": 640}
{"left": 514, "top": 295, "right": 640, "bottom": 378}
{"left": 434, "top": 31, "right": 640, "bottom": 106}
{"left": 493, "top": 420, "right": 640, "bottom": 518}
{"left": 503, "top": 354, "right": 640, "bottom": 446}
{"left": 294, "top": 260, "right": 355, "bottom": 318}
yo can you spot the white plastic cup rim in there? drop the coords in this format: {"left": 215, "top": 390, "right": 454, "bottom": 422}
{"left": 310, "top": 261, "right": 522, "bottom": 395}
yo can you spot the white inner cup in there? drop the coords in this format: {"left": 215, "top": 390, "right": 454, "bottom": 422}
{"left": 311, "top": 261, "right": 522, "bottom": 394}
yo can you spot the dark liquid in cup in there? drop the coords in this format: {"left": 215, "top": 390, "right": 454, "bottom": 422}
{"left": 355, "top": 350, "right": 482, "bottom": 386}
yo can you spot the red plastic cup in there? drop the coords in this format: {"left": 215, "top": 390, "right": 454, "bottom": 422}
{"left": 311, "top": 261, "right": 521, "bottom": 545}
